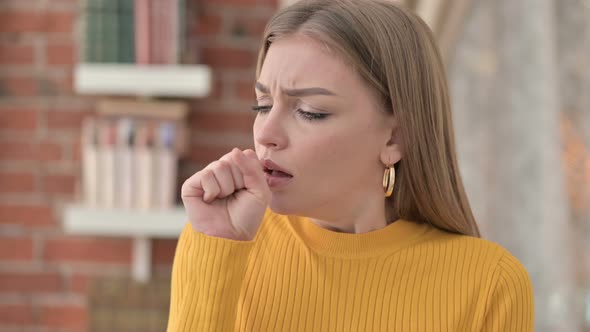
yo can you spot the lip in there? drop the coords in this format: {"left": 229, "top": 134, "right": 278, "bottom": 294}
{"left": 261, "top": 159, "right": 293, "bottom": 189}
{"left": 262, "top": 159, "right": 293, "bottom": 177}
{"left": 264, "top": 172, "right": 293, "bottom": 188}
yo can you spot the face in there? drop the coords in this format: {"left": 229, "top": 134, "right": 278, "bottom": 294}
{"left": 254, "top": 34, "right": 401, "bottom": 220}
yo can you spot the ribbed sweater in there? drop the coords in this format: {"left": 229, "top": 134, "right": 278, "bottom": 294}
{"left": 167, "top": 208, "right": 534, "bottom": 331}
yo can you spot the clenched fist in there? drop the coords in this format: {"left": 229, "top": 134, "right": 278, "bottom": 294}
{"left": 181, "top": 148, "right": 271, "bottom": 241}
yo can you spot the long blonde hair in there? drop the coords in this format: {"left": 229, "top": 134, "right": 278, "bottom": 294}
{"left": 256, "top": 0, "right": 481, "bottom": 237}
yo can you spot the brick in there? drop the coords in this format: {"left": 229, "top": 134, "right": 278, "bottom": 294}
{"left": 53, "top": 71, "right": 74, "bottom": 95}
{"left": 0, "top": 303, "right": 34, "bottom": 325}
{"left": 0, "top": 76, "right": 37, "bottom": 96}
{"left": 0, "top": 108, "right": 38, "bottom": 131}
{"left": 153, "top": 238, "right": 177, "bottom": 265}
{"left": 195, "top": 13, "right": 223, "bottom": 35}
{"left": 0, "top": 44, "right": 34, "bottom": 65}
{"left": 46, "top": 43, "right": 75, "bottom": 66}
{"left": 37, "top": 74, "right": 73, "bottom": 96}
{"left": 0, "top": 271, "right": 62, "bottom": 293}
{"left": 258, "top": 0, "right": 278, "bottom": 8}
{"left": 230, "top": 17, "right": 269, "bottom": 39}
{"left": 46, "top": 109, "right": 89, "bottom": 129}
{"left": 0, "top": 11, "right": 75, "bottom": 34}
{"left": 0, "top": 172, "right": 35, "bottom": 192}
{"left": 202, "top": 47, "right": 257, "bottom": 68}
{"left": 71, "top": 139, "right": 81, "bottom": 162}
{"left": 42, "top": 174, "right": 76, "bottom": 195}
{"left": 0, "top": 237, "right": 33, "bottom": 261}
{"left": 190, "top": 110, "right": 255, "bottom": 134}
{"left": 207, "top": 75, "right": 224, "bottom": 99}
{"left": 213, "top": 0, "right": 259, "bottom": 5}
{"left": 0, "top": 74, "right": 72, "bottom": 98}
{"left": 39, "top": 142, "right": 63, "bottom": 161}
{"left": 0, "top": 142, "right": 62, "bottom": 161}
{"left": 44, "top": 237, "right": 132, "bottom": 264}
{"left": 188, "top": 144, "right": 253, "bottom": 164}
{"left": 235, "top": 79, "right": 256, "bottom": 102}
{"left": 0, "top": 204, "right": 56, "bottom": 228}
{"left": 70, "top": 273, "right": 93, "bottom": 294}
{"left": 0, "top": 142, "right": 40, "bottom": 161}
{"left": 39, "top": 304, "right": 88, "bottom": 330}
{"left": 52, "top": 0, "right": 81, "bottom": 6}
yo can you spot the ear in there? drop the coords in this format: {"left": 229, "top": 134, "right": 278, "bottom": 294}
{"left": 380, "top": 125, "right": 403, "bottom": 166}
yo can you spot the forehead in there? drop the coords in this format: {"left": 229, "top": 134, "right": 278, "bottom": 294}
{"left": 259, "top": 34, "right": 356, "bottom": 92}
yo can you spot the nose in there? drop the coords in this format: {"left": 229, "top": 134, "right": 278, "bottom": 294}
{"left": 253, "top": 105, "right": 288, "bottom": 150}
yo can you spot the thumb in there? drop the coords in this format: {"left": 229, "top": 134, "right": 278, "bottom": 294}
{"left": 233, "top": 149, "right": 270, "bottom": 201}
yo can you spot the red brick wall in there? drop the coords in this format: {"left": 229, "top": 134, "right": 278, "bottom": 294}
{"left": 0, "top": 0, "right": 277, "bottom": 330}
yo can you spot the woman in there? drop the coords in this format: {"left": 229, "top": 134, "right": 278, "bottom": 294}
{"left": 167, "top": 0, "right": 534, "bottom": 331}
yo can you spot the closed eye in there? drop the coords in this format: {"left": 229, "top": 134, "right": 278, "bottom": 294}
{"left": 251, "top": 105, "right": 272, "bottom": 113}
{"left": 250, "top": 105, "right": 330, "bottom": 122}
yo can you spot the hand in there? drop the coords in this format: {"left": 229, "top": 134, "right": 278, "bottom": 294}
{"left": 180, "top": 148, "right": 271, "bottom": 241}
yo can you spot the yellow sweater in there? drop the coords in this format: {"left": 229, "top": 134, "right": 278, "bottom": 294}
{"left": 167, "top": 209, "right": 534, "bottom": 331}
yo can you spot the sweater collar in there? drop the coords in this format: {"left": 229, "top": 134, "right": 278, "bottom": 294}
{"left": 284, "top": 213, "right": 431, "bottom": 258}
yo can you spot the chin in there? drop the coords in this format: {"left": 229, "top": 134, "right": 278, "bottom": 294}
{"left": 268, "top": 197, "right": 298, "bottom": 216}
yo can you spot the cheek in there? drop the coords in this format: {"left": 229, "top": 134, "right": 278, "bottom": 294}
{"left": 305, "top": 124, "right": 379, "bottom": 179}
{"left": 298, "top": 131, "right": 361, "bottom": 177}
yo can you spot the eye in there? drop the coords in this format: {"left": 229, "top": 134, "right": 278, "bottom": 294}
{"left": 296, "top": 109, "right": 329, "bottom": 121}
{"left": 250, "top": 105, "right": 330, "bottom": 122}
{"left": 251, "top": 105, "right": 272, "bottom": 114}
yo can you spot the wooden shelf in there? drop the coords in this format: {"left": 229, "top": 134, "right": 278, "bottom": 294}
{"left": 74, "top": 63, "right": 212, "bottom": 98}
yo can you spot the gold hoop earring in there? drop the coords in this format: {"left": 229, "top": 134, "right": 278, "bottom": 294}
{"left": 383, "top": 164, "right": 395, "bottom": 197}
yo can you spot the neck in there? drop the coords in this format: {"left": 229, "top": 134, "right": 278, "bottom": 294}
{"left": 308, "top": 198, "right": 396, "bottom": 234}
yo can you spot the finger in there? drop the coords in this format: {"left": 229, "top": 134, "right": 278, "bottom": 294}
{"left": 232, "top": 149, "right": 270, "bottom": 201}
{"left": 181, "top": 172, "right": 205, "bottom": 198}
{"left": 210, "top": 160, "right": 237, "bottom": 198}
{"left": 243, "top": 149, "right": 261, "bottom": 164}
{"left": 200, "top": 169, "right": 221, "bottom": 202}
{"left": 242, "top": 149, "right": 265, "bottom": 177}
{"left": 220, "top": 150, "right": 245, "bottom": 189}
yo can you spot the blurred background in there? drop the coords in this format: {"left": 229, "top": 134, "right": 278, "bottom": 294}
{"left": 0, "top": 0, "right": 587, "bottom": 331}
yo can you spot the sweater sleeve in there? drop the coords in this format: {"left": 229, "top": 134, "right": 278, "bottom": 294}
{"left": 167, "top": 222, "right": 255, "bottom": 332}
{"left": 481, "top": 251, "right": 535, "bottom": 331}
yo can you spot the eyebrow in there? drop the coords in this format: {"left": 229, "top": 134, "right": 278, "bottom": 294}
{"left": 255, "top": 81, "right": 337, "bottom": 97}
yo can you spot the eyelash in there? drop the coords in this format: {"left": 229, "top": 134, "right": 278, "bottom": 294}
{"left": 251, "top": 105, "right": 329, "bottom": 122}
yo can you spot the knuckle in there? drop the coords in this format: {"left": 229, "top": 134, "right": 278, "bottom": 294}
{"left": 208, "top": 160, "right": 220, "bottom": 169}
{"left": 219, "top": 154, "right": 231, "bottom": 163}
{"left": 217, "top": 160, "right": 231, "bottom": 171}
{"left": 228, "top": 148, "right": 240, "bottom": 156}
{"left": 200, "top": 169, "right": 217, "bottom": 186}
{"left": 201, "top": 168, "right": 213, "bottom": 177}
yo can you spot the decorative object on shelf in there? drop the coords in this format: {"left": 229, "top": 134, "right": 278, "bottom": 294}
{"left": 80, "top": 98, "right": 188, "bottom": 211}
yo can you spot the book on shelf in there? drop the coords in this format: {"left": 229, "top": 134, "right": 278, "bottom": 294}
{"left": 83, "top": 0, "right": 184, "bottom": 64}
{"left": 80, "top": 99, "right": 188, "bottom": 210}
{"left": 120, "top": 0, "right": 135, "bottom": 63}
{"left": 134, "top": 0, "right": 151, "bottom": 64}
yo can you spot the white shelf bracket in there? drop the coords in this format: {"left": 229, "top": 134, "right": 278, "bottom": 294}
{"left": 132, "top": 236, "right": 152, "bottom": 284}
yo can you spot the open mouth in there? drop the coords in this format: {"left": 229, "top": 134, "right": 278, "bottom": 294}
{"left": 263, "top": 168, "right": 293, "bottom": 178}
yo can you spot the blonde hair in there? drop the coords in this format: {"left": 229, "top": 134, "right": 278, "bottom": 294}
{"left": 256, "top": 0, "right": 481, "bottom": 237}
